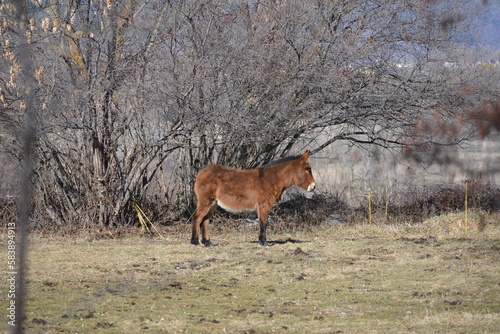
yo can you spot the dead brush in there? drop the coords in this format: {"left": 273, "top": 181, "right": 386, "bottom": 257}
{"left": 466, "top": 179, "right": 500, "bottom": 212}
{"left": 0, "top": 195, "right": 17, "bottom": 227}
{"left": 272, "top": 193, "right": 350, "bottom": 230}
{"left": 388, "top": 181, "right": 499, "bottom": 223}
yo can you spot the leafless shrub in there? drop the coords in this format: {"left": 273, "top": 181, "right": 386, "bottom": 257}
{"left": 271, "top": 179, "right": 500, "bottom": 228}
{"left": 389, "top": 180, "right": 500, "bottom": 221}
{"left": 1, "top": 0, "right": 497, "bottom": 230}
{"left": 466, "top": 179, "right": 500, "bottom": 211}
{"left": 272, "top": 193, "right": 350, "bottom": 228}
{"left": 0, "top": 195, "right": 17, "bottom": 225}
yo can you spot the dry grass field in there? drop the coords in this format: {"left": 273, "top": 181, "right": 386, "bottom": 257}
{"left": 1, "top": 213, "right": 499, "bottom": 333}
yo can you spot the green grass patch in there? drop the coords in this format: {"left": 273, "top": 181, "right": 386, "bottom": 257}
{"left": 1, "top": 217, "right": 499, "bottom": 333}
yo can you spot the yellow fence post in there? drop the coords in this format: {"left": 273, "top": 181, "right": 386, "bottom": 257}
{"left": 465, "top": 181, "right": 468, "bottom": 231}
{"left": 385, "top": 179, "right": 389, "bottom": 222}
{"left": 368, "top": 188, "right": 372, "bottom": 225}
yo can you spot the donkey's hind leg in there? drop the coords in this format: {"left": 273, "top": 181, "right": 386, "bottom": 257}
{"left": 191, "top": 201, "right": 216, "bottom": 246}
{"left": 201, "top": 204, "right": 217, "bottom": 247}
{"left": 191, "top": 202, "right": 209, "bottom": 245}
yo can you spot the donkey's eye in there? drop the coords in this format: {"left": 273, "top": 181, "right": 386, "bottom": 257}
{"left": 305, "top": 167, "right": 312, "bottom": 173}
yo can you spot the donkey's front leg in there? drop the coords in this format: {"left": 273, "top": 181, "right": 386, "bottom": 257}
{"left": 259, "top": 220, "right": 268, "bottom": 246}
{"left": 258, "top": 204, "right": 271, "bottom": 246}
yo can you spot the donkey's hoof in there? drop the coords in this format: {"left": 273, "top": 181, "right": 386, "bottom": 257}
{"left": 191, "top": 238, "right": 200, "bottom": 246}
{"left": 259, "top": 240, "right": 269, "bottom": 246}
{"left": 202, "top": 239, "right": 213, "bottom": 247}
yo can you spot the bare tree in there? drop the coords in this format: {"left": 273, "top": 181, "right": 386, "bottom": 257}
{"left": 1, "top": 0, "right": 497, "bottom": 228}
{"left": 1, "top": 0, "right": 189, "bottom": 227}
{"left": 162, "top": 0, "right": 498, "bottom": 205}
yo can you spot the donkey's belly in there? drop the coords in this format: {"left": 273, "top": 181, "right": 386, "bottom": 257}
{"left": 216, "top": 199, "right": 256, "bottom": 214}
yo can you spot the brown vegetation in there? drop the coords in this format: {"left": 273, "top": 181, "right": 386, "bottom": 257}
{"left": 2, "top": 0, "right": 499, "bottom": 230}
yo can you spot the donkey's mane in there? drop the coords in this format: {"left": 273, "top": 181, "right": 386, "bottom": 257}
{"left": 259, "top": 154, "right": 302, "bottom": 168}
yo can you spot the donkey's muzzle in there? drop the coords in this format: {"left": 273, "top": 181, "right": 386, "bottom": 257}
{"left": 307, "top": 182, "right": 316, "bottom": 192}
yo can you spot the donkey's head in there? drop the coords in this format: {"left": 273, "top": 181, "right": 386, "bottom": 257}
{"left": 294, "top": 151, "right": 316, "bottom": 192}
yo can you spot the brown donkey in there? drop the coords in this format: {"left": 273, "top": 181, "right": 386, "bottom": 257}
{"left": 191, "top": 151, "right": 316, "bottom": 246}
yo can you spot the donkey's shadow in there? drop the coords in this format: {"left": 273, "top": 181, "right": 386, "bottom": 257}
{"left": 250, "top": 237, "right": 310, "bottom": 246}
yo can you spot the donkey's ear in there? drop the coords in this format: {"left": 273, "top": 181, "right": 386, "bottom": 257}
{"left": 301, "top": 151, "right": 310, "bottom": 160}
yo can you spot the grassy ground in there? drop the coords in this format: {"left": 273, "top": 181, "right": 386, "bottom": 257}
{"left": 1, "top": 213, "right": 499, "bottom": 333}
